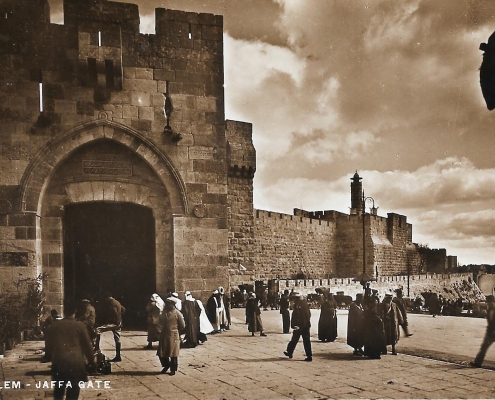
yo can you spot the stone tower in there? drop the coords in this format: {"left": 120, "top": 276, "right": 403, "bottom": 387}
{"left": 350, "top": 172, "right": 363, "bottom": 215}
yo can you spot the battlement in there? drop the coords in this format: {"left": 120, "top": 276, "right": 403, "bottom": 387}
{"left": 255, "top": 209, "right": 334, "bottom": 229}
{"left": 64, "top": 0, "right": 139, "bottom": 32}
{"left": 0, "top": 0, "right": 50, "bottom": 26}
{"left": 293, "top": 208, "right": 347, "bottom": 220}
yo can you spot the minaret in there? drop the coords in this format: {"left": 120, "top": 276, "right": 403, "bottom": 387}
{"left": 350, "top": 172, "right": 363, "bottom": 215}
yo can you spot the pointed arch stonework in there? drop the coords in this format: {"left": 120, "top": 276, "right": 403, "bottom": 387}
{"left": 19, "top": 119, "right": 188, "bottom": 309}
{"left": 19, "top": 119, "right": 188, "bottom": 216}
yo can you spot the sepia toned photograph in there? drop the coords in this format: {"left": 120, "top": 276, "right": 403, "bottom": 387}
{"left": 0, "top": 0, "right": 495, "bottom": 398}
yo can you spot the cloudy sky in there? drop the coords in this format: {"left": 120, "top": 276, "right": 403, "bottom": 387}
{"left": 48, "top": 0, "right": 495, "bottom": 265}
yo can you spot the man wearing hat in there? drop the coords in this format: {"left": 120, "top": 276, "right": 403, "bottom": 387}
{"left": 157, "top": 297, "right": 185, "bottom": 375}
{"left": 471, "top": 295, "right": 495, "bottom": 368}
{"left": 280, "top": 290, "right": 291, "bottom": 334}
{"left": 284, "top": 294, "right": 312, "bottom": 361}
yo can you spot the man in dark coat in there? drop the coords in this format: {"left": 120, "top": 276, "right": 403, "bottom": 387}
{"left": 181, "top": 291, "right": 201, "bottom": 347}
{"left": 363, "top": 295, "right": 384, "bottom": 359}
{"left": 284, "top": 294, "right": 312, "bottom": 361}
{"left": 206, "top": 290, "right": 220, "bottom": 333}
{"left": 347, "top": 293, "right": 365, "bottom": 356}
{"left": 280, "top": 290, "right": 291, "bottom": 334}
{"left": 471, "top": 295, "right": 495, "bottom": 368}
{"left": 95, "top": 291, "right": 126, "bottom": 362}
{"left": 45, "top": 303, "right": 96, "bottom": 400}
{"left": 42, "top": 309, "right": 62, "bottom": 362}
{"left": 318, "top": 291, "right": 337, "bottom": 342}
{"left": 245, "top": 293, "right": 267, "bottom": 337}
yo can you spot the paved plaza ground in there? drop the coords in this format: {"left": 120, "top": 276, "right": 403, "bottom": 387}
{"left": 0, "top": 308, "right": 495, "bottom": 399}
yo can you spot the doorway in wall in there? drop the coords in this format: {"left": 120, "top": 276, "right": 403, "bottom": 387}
{"left": 63, "top": 201, "right": 156, "bottom": 328}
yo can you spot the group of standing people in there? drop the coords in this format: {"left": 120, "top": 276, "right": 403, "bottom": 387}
{"left": 145, "top": 288, "right": 230, "bottom": 376}
{"left": 347, "top": 288, "right": 412, "bottom": 360}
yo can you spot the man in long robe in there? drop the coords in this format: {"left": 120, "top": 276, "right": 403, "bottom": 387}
{"left": 181, "top": 291, "right": 201, "bottom": 348}
{"left": 381, "top": 294, "right": 404, "bottom": 355}
{"left": 245, "top": 293, "right": 267, "bottom": 337}
{"left": 318, "top": 291, "right": 337, "bottom": 342}
{"left": 393, "top": 289, "right": 412, "bottom": 337}
{"left": 206, "top": 290, "right": 220, "bottom": 333}
{"left": 363, "top": 296, "right": 384, "bottom": 359}
{"left": 347, "top": 293, "right": 365, "bottom": 355}
{"left": 280, "top": 290, "right": 291, "bottom": 334}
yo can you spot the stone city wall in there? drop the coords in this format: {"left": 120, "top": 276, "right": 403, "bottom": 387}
{"left": 276, "top": 272, "right": 477, "bottom": 300}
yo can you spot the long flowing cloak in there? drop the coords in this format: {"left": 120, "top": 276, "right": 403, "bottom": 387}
{"left": 182, "top": 299, "right": 201, "bottom": 346}
{"left": 382, "top": 302, "right": 403, "bottom": 346}
{"left": 347, "top": 302, "right": 364, "bottom": 349}
{"left": 318, "top": 298, "right": 337, "bottom": 341}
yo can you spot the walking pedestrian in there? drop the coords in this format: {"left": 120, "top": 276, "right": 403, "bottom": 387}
{"left": 45, "top": 302, "right": 96, "bottom": 400}
{"left": 280, "top": 289, "right": 291, "bottom": 334}
{"left": 95, "top": 291, "right": 126, "bottom": 362}
{"left": 347, "top": 293, "right": 365, "bottom": 356}
{"left": 393, "top": 289, "right": 412, "bottom": 337}
{"left": 284, "top": 294, "right": 312, "bottom": 361}
{"left": 144, "top": 293, "right": 164, "bottom": 349}
{"left": 470, "top": 295, "right": 495, "bottom": 368}
{"left": 157, "top": 297, "right": 186, "bottom": 375}
{"left": 246, "top": 293, "right": 267, "bottom": 337}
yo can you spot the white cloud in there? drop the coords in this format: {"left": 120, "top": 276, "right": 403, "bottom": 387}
{"left": 289, "top": 130, "right": 381, "bottom": 165}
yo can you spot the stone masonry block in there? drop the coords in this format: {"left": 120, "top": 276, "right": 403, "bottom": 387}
{"left": 122, "top": 105, "right": 139, "bottom": 119}
{"left": 0, "top": 227, "right": 15, "bottom": 240}
{"left": 123, "top": 78, "right": 158, "bottom": 93}
{"left": 133, "top": 68, "right": 153, "bottom": 80}
{"left": 138, "top": 106, "right": 154, "bottom": 121}
{"left": 131, "top": 92, "right": 151, "bottom": 107}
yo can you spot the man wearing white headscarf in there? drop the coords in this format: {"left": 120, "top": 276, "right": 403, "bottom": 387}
{"left": 218, "top": 287, "right": 227, "bottom": 331}
{"left": 145, "top": 293, "right": 165, "bottom": 349}
{"left": 206, "top": 290, "right": 220, "bottom": 333}
{"left": 171, "top": 292, "right": 182, "bottom": 311}
{"left": 182, "top": 291, "right": 201, "bottom": 347}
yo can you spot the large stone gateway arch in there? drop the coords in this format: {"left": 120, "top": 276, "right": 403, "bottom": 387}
{"left": 22, "top": 120, "right": 186, "bottom": 318}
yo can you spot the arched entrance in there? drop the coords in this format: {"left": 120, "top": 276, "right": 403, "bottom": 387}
{"left": 64, "top": 202, "right": 155, "bottom": 327}
{"left": 19, "top": 120, "right": 188, "bottom": 314}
